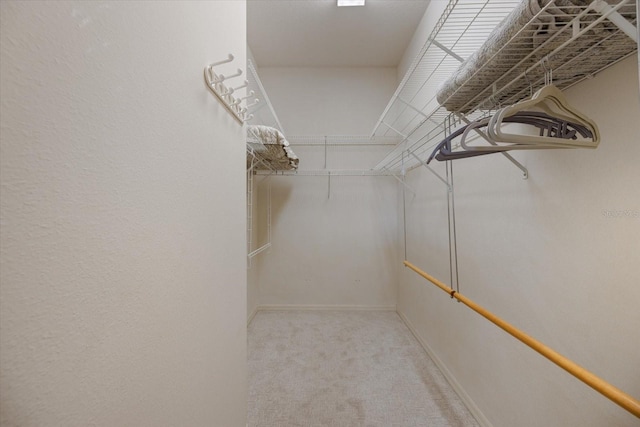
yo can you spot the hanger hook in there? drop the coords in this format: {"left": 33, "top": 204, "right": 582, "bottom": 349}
{"left": 489, "top": 93, "right": 497, "bottom": 110}
{"left": 209, "top": 54, "right": 234, "bottom": 68}
{"left": 542, "top": 56, "right": 554, "bottom": 86}
{"left": 241, "top": 90, "right": 255, "bottom": 101}
{"left": 247, "top": 98, "right": 260, "bottom": 109}
{"left": 233, "top": 80, "right": 249, "bottom": 91}
{"left": 524, "top": 69, "right": 533, "bottom": 97}
{"left": 218, "top": 68, "right": 243, "bottom": 82}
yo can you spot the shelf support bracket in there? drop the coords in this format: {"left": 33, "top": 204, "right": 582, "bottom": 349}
{"left": 248, "top": 243, "right": 271, "bottom": 259}
{"left": 384, "top": 168, "right": 417, "bottom": 196}
{"left": 456, "top": 114, "right": 529, "bottom": 179}
{"left": 381, "top": 121, "right": 408, "bottom": 140}
{"left": 429, "top": 38, "right": 464, "bottom": 63}
{"left": 590, "top": 0, "right": 638, "bottom": 42}
{"left": 396, "top": 97, "right": 442, "bottom": 127}
{"left": 397, "top": 97, "right": 429, "bottom": 119}
{"left": 408, "top": 150, "right": 451, "bottom": 190}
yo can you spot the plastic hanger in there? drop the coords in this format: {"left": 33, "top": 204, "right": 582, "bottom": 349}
{"left": 461, "top": 112, "right": 593, "bottom": 152}
{"left": 427, "top": 111, "right": 594, "bottom": 163}
{"left": 487, "top": 84, "right": 600, "bottom": 148}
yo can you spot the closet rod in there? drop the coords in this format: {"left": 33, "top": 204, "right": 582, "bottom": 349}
{"left": 403, "top": 260, "right": 640, "bottom": 418}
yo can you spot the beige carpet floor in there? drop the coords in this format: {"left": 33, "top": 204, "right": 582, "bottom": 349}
{"left": 247, "top": 310, "right": 479, "bottom": 427}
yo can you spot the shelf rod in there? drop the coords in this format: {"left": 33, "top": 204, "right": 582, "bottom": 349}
{"left": 254, "top": 169, "right": 400, "bottom": 176}
{"left": 591, "top": 0, "right": 638, "bottom": 42}
{"left": 369, "top": 0, "right": 460, "bottom": 139}
{"left": 384, "top": 168, "right": 417, "bottom": 196}
{"left": 429, "top": 38, "right": 465, "bottom": 62}
{"left": 248, "top": 243, "right": 271, "bottom": 259}
{"left": 247, "top": 59, "right": 285, "bottom": 134}
{"left": 458, "top": 0, "right": 633, "bottom": 114}
{"left": 455, "top": 114, "right": 529, "bottom": 179}
{"left": 403, "top": 260, "right": 640, "bottom": 419}
{"left": 408, "top": 150, "right": 450, "bottom": 189}
{"left": 397, "top": 96, "right": 429, "bottom": 119}
{"left": 381, "top": 121, "right": 409, "bottom": 140}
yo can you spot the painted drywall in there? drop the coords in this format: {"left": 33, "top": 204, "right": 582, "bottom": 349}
{"left": 257, "top": 68, "right": 398, "bottom": 136}
{"left": 247, "top": 167, "right": 261, "bottom": 324}
{"left": 246, "top": 47, "right": 261, "bottom": 324}
{"left": 397, "top": 0, "right": 449, "bottom": 82}
{"left": 0, "top": 1, "right": 247, "bottom": 426}
{"left": 397, "top": 55, "right": 640, "bottom": 427}
{"left": 247, "top": 170, "right": 261, "bottom": 324}
{"left": 252, "top": 67, "right": 399, "bottom": 308}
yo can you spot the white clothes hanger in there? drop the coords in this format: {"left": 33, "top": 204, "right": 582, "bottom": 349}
{"left": 459, "top": 117, "right": 578, "bottom": 153}
{"left": 487, "top": 84, "right": 600, "bottom": 148}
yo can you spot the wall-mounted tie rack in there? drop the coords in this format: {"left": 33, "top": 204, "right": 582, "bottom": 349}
{"left": 204, "top": 54, "right": 253, "bottom": 124}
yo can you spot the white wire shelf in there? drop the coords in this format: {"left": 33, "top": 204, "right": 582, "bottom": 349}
{"left": 246, "top": 59, "right": 285, "bottom": 134}
{"left": 287, "top": 135, "right": 400, "bottom": 146}
{"left": 373, "top": 0, "right": 638, "bottom": 173}
{"left": 254, "top": 169, "right": 401, "bottom": 176}
{"left": 246, "top": 60, "right": 297, "bottom": 173}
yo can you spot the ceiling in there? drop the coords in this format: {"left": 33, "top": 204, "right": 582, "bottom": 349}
{"left": 248, "top": 0, "right": 430, "bottom": 68}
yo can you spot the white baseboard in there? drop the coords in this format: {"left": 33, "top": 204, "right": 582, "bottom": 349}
{"left": 247, "top": 307, "right": 259, "bottom": 326}
{"left": 248, "top": 304, "right": 396, "bottom": 327}
{"left": 397, "top": 310, "right": 493, "bottom": 427}
{"left": 256, "top": 304, "right": 397, "bottom": 312}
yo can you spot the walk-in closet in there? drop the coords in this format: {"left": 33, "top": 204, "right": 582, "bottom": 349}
{"left": 1, "top": 1, "right": 638, "bottom": 426}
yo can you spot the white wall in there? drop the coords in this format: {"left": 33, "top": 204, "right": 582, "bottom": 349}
{"left": 247, "top": 48, "right": 261, "bottom": 324}
{"left": 247, "top": 170, "right": 261, "bottom": 323}
{"left": 257, "top": 68, "right": 397, "bottom": 135}
{"left": 397, "top": 0, "right": 449, "bottom": 82}
{"left": 0, "top": 2, "right": 247, "bottom": 426}
{"left": 398, "top": 55, "right": 640, "bottom": 427}
{"left": 253, "top": 67, "right": 399, "bottom": 308}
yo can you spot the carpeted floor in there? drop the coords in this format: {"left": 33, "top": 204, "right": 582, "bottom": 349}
{"left": 247, "top": 310, "right": 479, "bottom": 427}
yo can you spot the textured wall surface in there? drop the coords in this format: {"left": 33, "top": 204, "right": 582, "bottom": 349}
{"left": 253, "top": 68, "right": 399, "bottom": 308}
{"left": 0, "top": 1, "right": 247, "bottom": 426}
{"left": 247, "top": 49, "right": 261, "bottom": 324}
{"left": 398, "top": 55, "right": 640, "bottom": 427}
{"left": 397, "top": 0, "right": 449, "bottom": 83}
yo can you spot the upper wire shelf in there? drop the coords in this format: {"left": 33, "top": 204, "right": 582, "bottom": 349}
{"left": 373, "top": 0, "right": 638, "bottom": 173}
{"left": 287, "top": 135, "right": 400, "bottom": 146}
{"left": 247, "top": 59, "right": 286, "bottom": 135}
{"left": 245, "top": 59, "right": 289, "bottom": 169}
{"left": 254, "top": 169, "right": 399, "bottom": 176}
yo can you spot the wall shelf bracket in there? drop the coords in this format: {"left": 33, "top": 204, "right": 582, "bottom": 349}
{"left": 455, "top": 113, "right": 529, "bottom": 180}
{"left": 408, "top": 150, "right": 451, "bottom": 189}
{"left": 591, "top": 0, "right": 638, "bottom": 42}
{"left": 384, "top": 168, "right": 417, "bottom": 196}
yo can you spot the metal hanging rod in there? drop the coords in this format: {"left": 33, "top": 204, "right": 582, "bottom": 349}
{"left": 403, "top": 260, "right": 640, "bottom": 419}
